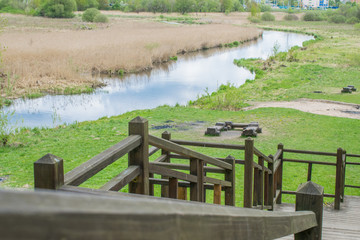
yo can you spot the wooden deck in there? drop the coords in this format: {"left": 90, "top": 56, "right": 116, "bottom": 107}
{"left": 276, "top": 196, "right": 360, "bottom": 239}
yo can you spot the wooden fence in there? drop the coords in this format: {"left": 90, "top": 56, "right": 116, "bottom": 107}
{"left": 34, "top": 116, "right": 357, "bottom": 212}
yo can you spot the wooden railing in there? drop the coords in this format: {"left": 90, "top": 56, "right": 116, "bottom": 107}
{"left": 0, "top": 188, "right": 318, "bottom": 240}
{"left": 34, "top": 116, "right": 236, "bottom": 206}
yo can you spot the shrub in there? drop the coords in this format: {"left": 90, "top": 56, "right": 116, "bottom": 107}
{"left": 283, "top": 14, "right": 299, "bottom": 21}
{"left": 261, "top": 12, "right": 275, "bottom": 21}
{"left": 93, "top": 13, "right": 108, "bottom": 22}
{"left": 303, "top": 11, "right": 323, "bottom": 21}
{"left": 346, "top": 16, "right": 359, "bottom": 24}
{"left": 37, "top": 0, "right": 77, "bottom": 18}
{"left": 329, "top": 14, "right": 346, "bottom": 23}
{"left": 82, "top": 8, "right": 100, "bottom": 22}
{"left": 248, "top": 16, "right": 261, "bottom": 23}
{"left": 259, "top": 4, "right": 271, "bottom": 12}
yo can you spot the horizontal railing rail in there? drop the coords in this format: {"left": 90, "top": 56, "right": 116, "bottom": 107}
{"left": 0, "top": 189, "right": 318, "bottom": 240}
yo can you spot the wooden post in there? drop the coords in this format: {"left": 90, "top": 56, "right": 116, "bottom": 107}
{"left": 34, "top": 153, "right": 64, "bottom": 190}
{"left": 295, "top": 181, "right": 324, "bottom": 240}
{"left": 178, "top": 187, "right": 187, "bottom": 200}
{"left": 258, "top": 156, "right": 264, "bottom": 208}
{"left": 335, "top": 148, "right": 342, "bottom": 210}
{"left": 224, "top": 155, "right": 236, "bottom": 206}
{"left": 128, "top": 116, "right": 149, "bottom": 195}
{"left": 276, "top": 143, "right": 283, "bottom": 204}
{"left": 169, "top": 177, "right": 178, "bottom": 199}
{"left": 190, "top": 158, "right": 203, "bottom": 202}
{"left": 244, "top": 138, "right": 254, "bottom": 208}
{"left": 213, "top": 184, "right": 222, "bottom": 205}
{"left": 253, "top": 165, "right": 260, "bottom": 207}
{"left": 161, "top": 131, "right": 171, "bottom": 198}
{"left": 268, "top": 155, "right": 274, "bottom": 211}
{"left": 307, "top": 163, "right": 313, "bottom": 182}
{"left": 341, "top": 150, "right": 346, "bottom": 203}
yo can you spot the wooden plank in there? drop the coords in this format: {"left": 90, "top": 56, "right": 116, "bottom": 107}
{"left": 224, "top": 156, "right": 236, "bottom": 206}
{"left": 276, "top": 143, "right": 284, "bottom": 205}
{"left": 128, "top": 117, "right": 149, "bottom": 195}
{"left": 34, "top": 154, "right": 64, "bottom": 190}
{"left": 149, "top": 178, "right": 215, "bottom": 190}
{"left": 149, "top": 147, "right": 159, "bottom": 156}
{"left": 153, "top": 154, "right": 167, "bottom": 163}
{"left": 244, "top": 138, "right": 254, "bottom": 208}
{"left": 283, "top": 148, "right": 337, "bottom": 156}
{"left": 204, "top": 177, "right": 231, "bottom": 188}
{"left": 150, "top": 162, "right": 226, "bottom": 174}
{"left": 169, "top": 178, "right": 178, "bottom": 199}
{"left": 148, "top": 164, "right": 197, "bottom": 183}
{"left": 148, "top": 135, "right": 232, "bottom": 170}
{"left": 190, "top": 158, "right": 203, "bottom": 202}
{"left": 307, "top": 163, "right": 313, "bottom": 181}
{"left": 346, "top": 161, "right": 360, "bottom": 166}
{"left": 345, "top": 184, "right": 360, "bottom": 189}
{"left": 283, "top": 158, "right": 336, "bottom": 166}
{"left": 213, "top": 184, "right": 221, "bottom": 205}
{"left": 100, "top": 166, "right": 141, "bottom": 191}
{"left": 171, "top": 139, "right": 245, "bottom": 150}
{"left": 64, "top": 135, "right": 141, "bottom": 186}
{"left": 273, "top": 149, "right": 282, "bottom": 162}
{"left": 254, "top": 147, "right": 273, "bottom": 163}
{"left": 169, "top": 154, "right": 245, "bottom": 165}
{"left": 0, "top": 189, "right": 317, "bottom": 240}
{"left": 346, "top": 153, "right": 360, "bottom": 158}
{"left": 335, "top": 148, "right": 343, "bottom": 210}
{"left": 282, "top": 190, "right": 335, "bottom": 198}
{"left": 178, "top": 187, "right": 187, "bottom": 200}
{"left": 161, "top": 131, "right": 171, "bottom": 198}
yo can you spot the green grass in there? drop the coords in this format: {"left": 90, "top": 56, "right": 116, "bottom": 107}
{"left": 1, "top": 106, "right": 359, "bottom": 206}
{"left": 193, "top": 21, "right": 360, "bottom": 108}
{"left": 1, "top": 19, "right": 359, "bottom": 207}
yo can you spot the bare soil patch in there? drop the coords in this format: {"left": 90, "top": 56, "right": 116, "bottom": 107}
{"left": 245, "top": 98, "right": 360, "bottom": 119}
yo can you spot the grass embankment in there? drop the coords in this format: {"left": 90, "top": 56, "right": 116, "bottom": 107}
{"left": 192, "top": 20, "right": 360, "bottom": 109}
{"left": 0, "top": 12, "right": 261, "bottom": 100}
{"left": 1, "top": 106, "right": 359, "bottom": 205}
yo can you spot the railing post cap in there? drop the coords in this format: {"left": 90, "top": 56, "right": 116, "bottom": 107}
{"left": 296, "top": 181, "right": 324, "bottom": 196}
{"left": 35, "top": 153, "right": 63, "bottom": 165}
{"left": 130, "top": 116, "right": 148, "bottom": 123}
{"left": 226, "top": 155, "right": 235, "bottom": 160}
{"left": 245, "top": 137, "right": 254, "bottom": 142}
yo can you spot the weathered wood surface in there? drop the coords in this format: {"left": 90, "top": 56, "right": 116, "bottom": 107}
{"left": 149, "top": 135, "right": 232, "bottom": 170}
{"left": 283, "top": 148, "right": 337, "bottom": 157}
{"left": 283, "top": 158, "right": 337, "bottom": 166}
{"left": 64, "top": 135, "right": 141, "bottom": 186}
{"left": 149, "top": 164, "right": 198, "bottom": 183}
{"left": 150, "top": 161, "right": 226, "bottom": 174}
{"left": 34, "top": 154, "right": 64, "bottom": 190}
{"left": 171, "top": 139, "right": 245, "bottom": 150}
{"left": 0, "top": 189, "right": 317, "bottom": 240}
{"left": 276, "top": 196, "right": 360, "bottom": 240}
{"left": 100, "top": 165, "right": 141, "bottom": 191}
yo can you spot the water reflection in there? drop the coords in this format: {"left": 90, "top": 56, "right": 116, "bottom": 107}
{"left": 4, "top": 31, "right": 313, "bottom": 128}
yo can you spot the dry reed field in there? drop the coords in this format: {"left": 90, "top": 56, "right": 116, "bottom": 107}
{"left": 0, "top": 12, "right": 262, "bottom": 97}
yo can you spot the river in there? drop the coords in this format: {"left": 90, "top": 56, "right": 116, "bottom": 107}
{"left": 3, "top": 31, "right": 313, "bottom": 128}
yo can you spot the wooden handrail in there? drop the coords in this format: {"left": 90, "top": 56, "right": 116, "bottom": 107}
{"left": 150, "top": 162, "right": 226, "bottom": 174}
{"left": 0, "top": 189, "right": 318, "bottom": 240}
{"left": 283, "top": 148, "right": 337, "bottom": 156}
{"left": 171, "top": 139, "right": 245, "bottom": 150}
{"left": 149, "top": 146, "right": 159, "bottom": 156}
{"left": 254, "top": 147, "right": 273, "bottom": 163}
{"left": 64, "top": 135, "right": 142, "bottom": 186}
{"left": 273, "top": 149, "right": 282, "bottom": 162}
{"left": 100, "top": 165, "right": 141, "bottom": 191}
{"left": 283, "top": 158, "right": 336, "bottom": 166}
{"left": 149, "top": 164, "right": 198, "bottom": 183}
{"left": 148, "top": 135, "right": 232, "bottom": 170}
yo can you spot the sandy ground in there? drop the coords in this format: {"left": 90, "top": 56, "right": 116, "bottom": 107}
{"left": 245, "top": 98, "right": 360, "bottom": 119}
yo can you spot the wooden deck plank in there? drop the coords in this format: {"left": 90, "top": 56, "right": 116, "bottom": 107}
{"left": 275, "top": 196, "right": 360, "bottom": 240}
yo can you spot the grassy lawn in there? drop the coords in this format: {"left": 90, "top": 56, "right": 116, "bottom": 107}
{"left": 1, "top": 18, "right": 359, "bottom": 207}
{"left": 193, "top": 21, "right": 360, "bottom": 109}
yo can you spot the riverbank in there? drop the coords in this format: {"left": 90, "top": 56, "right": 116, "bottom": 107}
{"left": 0, "top": 12, "right": 262, "bottom": 100}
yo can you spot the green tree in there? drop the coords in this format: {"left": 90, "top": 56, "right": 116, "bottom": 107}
{"left": 175, "top": 0, "right": 195, "bottom": 14}
{"left": 38, "top": 0, "right": 77, "bottom": 18}
{"left": 220, "top": 0, "right": 233, "bottom": 12}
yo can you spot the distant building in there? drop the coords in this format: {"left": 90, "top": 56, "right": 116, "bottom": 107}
{"left": 301, "top": 0, "right": 328, "bottom": 8}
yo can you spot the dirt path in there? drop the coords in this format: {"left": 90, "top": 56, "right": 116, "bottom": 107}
{"left": 244, "top": 98, "right": 360, "bottom": 120}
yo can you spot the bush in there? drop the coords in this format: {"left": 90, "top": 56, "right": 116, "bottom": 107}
{"left": 329, "top": 14, "right": 346, "bottom": 23}
{"left": 93, "top": 13, "right": 108, "bottom": 22}
{"left": 283, "top": 14, "right": 299, "bottom": 21}
{"left": 248, "top": 16, "right": 261, "bottom": 23}
{"left": 82, "top": 8, "right": 100, "bottom": 22}
{"left": 303, "top": 11, "right": 323, "bottom": 21}
{"left": 346, "top": 16, "right": 359, "bottom": 24}
{"left": 37, "top": 0, "right": 77, "bottom": 18}
{"left": 261, "top": 12, "right": 275, "bottom": 21}
{"left": 259, "top": 4, "right": 271, "bottom": 12}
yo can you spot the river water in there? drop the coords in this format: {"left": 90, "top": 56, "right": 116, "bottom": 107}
{"left": 3, "top": 31, "right": 313, "bottom": 128}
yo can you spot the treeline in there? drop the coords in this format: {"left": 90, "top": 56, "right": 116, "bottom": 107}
{"left": 0, "top": 0, "right": 270, "bottom": 17}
